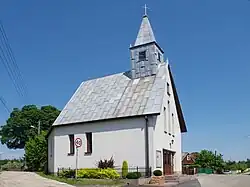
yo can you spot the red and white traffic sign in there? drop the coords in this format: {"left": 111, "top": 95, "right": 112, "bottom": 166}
{"left": 75, "top": 138, "right": 82, "bottom": 148}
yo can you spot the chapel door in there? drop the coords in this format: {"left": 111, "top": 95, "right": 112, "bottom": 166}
{"left": 170, "top": 152, "right": 175, "bottom": 174}
{"left": 163, "top": 149, "right": 175, "bottom": 175}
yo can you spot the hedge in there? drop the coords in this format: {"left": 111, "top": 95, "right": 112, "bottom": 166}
{"left": 59, "top": 168, "right": 120, "bottom": 179}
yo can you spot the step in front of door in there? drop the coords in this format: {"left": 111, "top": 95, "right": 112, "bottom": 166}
{"left": 165, "top": 175, "right": 180, "bottom": 183}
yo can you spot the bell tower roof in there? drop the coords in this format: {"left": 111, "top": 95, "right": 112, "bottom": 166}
{"left": 134, "top": 15, "right": 156, "bottom": 46}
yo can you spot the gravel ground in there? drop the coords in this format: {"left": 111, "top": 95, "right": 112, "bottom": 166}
{"left": 0, "top": 171, "right": 74, "bottom": 187}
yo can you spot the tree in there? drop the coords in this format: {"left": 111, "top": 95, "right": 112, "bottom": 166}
{"left": 236, "top": 162, "right": 248, "bottom": 171}
{"left": 195, "top": 149, "right": 224, "bottom": 172}
{"left": 24, "top": 131, "right": 47, "bottom": 171}
{"left": 224, "top": 160, "right": 248, "bottom": 171}
{"left": 213, "top": 153, "right": 224, "bottom": 172}
{"left": 246, "top": 159, "right": 250, "bottom": 168}
{"left": 0, "top": 105, "right": 60, "bottom": 149}
{"left": 195, "top": 150, "right": 215, "bottom": 168}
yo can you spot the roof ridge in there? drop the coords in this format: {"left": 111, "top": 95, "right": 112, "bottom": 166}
{"left": 81, "top": 71, "right": 125, "bottom": 83}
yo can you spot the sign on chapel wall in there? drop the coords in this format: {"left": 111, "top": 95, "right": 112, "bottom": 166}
{"left": 156, "top": 150, "right": 162, "bottom": 168}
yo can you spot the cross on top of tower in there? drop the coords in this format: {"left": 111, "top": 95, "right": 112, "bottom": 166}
{"left": 143, "top": 4, "right": 149, "bottom": 16}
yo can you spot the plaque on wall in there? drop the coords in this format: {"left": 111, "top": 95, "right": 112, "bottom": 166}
{"left": 156, "top": 150, "right": 162, "bottom": 168}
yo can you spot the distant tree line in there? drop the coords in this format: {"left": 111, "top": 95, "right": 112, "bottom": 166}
{"left": 0, "top": 158, "right": 22, "bottom": 167}
{"left": 224, "top": 160, "right": 250, "bottom": 171}
{"left": 193, "top": 149, "right": 250, "bottom": 173}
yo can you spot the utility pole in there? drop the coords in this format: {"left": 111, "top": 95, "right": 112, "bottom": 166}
{"left": 214, "top": 150, "right": 217, "bottom": 173}
{"left": 38, "top": 120, "right": 41, "bottom": 135}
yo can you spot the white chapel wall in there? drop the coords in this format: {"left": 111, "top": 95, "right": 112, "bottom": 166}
{"left": 48, "top": 130, "right": 55, "bottom": 173}
{"left": 51, "top": 117, "right": 147, "bottom": 173}
{"left": 153, "top": 65, "right": 182, "bottom": 174}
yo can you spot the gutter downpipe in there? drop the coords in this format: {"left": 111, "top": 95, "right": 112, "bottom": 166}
{"left": 145, "top": 115, "right": 150, "bottom": 177}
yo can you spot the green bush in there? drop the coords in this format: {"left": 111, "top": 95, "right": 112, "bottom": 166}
{"left": 97, "top": 157, "right": 115, "bottom": 169}
{"left": 122, "top": 161, "right": 128, "bottom": 178}
{"left": 1, "top": 161, "right": 23, "bottom": 171}
{"left": 126, "top": 172, "right": 141, "bottom": 179}
{"left": 77, "top": 168, "right": 119, "bottom": 179}
{"left": 59, "top": 169, "right": 75, "bottom": 178}
{"left": 0, "top": 159, "right": 9, "bottom": 167}
{"left": 75, "top": 168, "right": 120, "bottom": 179}
{"left": 25, "top": 131, "right": 47, "bottom": 171}
{"left": 59, "top": 168, "right": 120, "bottom": 179}
{"left": 153, "top": 169, "right": 162, "bottom": 176}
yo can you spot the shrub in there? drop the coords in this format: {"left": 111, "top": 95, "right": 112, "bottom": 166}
{"left": 153, "top": 169, "right": 162, "bottom": 176}
{"left": 0, "top": 159, "right": 9, "bottom": 167}
{"left": 122, "top": 161, "right": 128, "bottom": 178}
{"left": 97, "top": 157, "right": 115, "bottom": 169}
{"left": 59, "top": 169, "right": 75, "bottom": 178}
{"left": 1, "top": 161, "right": 23, "bottom": 171}
{"left": 77, "top": 168, "right": 120, "bottom": 179}
{"left": 25, "top": 131, "right": 47, "bottom": 171}
{"left": 126, "top": 172, "right": 141, "bottom": 179}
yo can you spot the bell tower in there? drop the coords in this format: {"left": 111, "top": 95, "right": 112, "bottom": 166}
{"left": 130, "top": 7, "right": 164, "bottom": 79}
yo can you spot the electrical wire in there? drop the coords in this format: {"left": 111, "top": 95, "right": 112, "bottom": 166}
{"left": 0, "top": 96, "right": 10, "bottom": 113}
{"left": 0, "top": 20, "right": 28, "bottom": 101}
{"left": 0, "top": 21, "right": 28, "bottom": 98}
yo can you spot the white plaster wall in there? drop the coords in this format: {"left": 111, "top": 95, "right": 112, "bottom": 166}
{"left": 147, "top": 116, "right": 156, "bottom": 172}
{"left": 48, "top": 130, "right": 55, "bottom": 173}
{"left": 49, "top": 117, "right": 147, "bottom": 173}
{"left": 153, "top": 64, "right": 182, "bottom": 174}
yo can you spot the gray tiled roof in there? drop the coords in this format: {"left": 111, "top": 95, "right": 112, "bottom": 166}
{"left": 134, "top": 15, "right": 156, "bottom": 46}
{"left": 53, "top": 64, "right": 167, "bottom": 126}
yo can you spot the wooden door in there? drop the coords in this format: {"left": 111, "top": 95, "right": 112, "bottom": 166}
{"left": 170, "top": 152, "right": 174, "bottom": 174}
{"left": 163, "top": 149, "right": 175, "bottom": 175}
{"left": 163, "top": 149, "right": 170, "bottom": 175}
{"left": 163, "top": 150, "right": 167, "bottom": 175}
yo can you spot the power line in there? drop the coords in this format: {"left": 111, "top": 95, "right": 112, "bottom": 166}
{"left": 0, "top": 39, "right": 24, "bottom": 97}
{"left": 0, "top": 21, "right": 28, "bottom": 98}
{"left": 0, "top": 96, "right": 11, "bottom": 114}
{"left": 0, "top": 20, "right": 28, "bottom": 100}
{"left": 0, "top": 21, "right": 25, "bottom": 97}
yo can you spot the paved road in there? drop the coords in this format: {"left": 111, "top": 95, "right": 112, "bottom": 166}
{"left": 177, "top": 179, "right": 201, "bottom": 187}
{"left": 197, "top": 174, "right": 250, "bottom": 187}
{"left": 0, "top": 171, "right": 74, "bottom": 187}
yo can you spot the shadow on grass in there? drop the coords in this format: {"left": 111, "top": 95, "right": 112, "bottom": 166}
{"left": 37, "top": 172, "right": 125, "bottom": 186}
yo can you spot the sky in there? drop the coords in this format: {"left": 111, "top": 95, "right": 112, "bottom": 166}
{"left": 0, "top": 0, "right": 249, "bottom": 161}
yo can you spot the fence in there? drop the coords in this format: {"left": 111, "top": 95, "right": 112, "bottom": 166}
{"left": 57, "top": 166, "right": 152, "bottom": 178}
{"left": 115, "top": 166, "right": 152, "bottom": 178}
{"left": 182, "top": 166, "right": 198, "bottom": 175}
{"left": 197, "top": 168, "right": 213, "bottom": 174}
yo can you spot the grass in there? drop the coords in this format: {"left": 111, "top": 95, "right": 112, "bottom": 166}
{"left": 37, "top": 172, "right": 125, "bottom": 186}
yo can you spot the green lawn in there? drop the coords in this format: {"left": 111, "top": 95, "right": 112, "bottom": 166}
{"left": 37, "top": 172, "right": 125, "bottom": 186}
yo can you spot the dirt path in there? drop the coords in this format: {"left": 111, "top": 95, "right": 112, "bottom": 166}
{"left": 0, "top": 171, "right": 74, "bottom": 187}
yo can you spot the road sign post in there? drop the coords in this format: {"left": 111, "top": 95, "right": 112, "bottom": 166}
{"left": 75, "top": 138, "right": 82, "bottom": 179}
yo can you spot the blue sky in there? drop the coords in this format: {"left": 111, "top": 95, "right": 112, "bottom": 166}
{"left": 0, "top": 0, "right": 250, "bottom": 160}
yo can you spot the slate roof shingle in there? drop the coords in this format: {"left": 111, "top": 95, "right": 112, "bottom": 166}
{"left": 53, "top": 64, "right": 167, "bottom": 126}
{"left": 134, "top": 15, "right": 156, "bottom": 46}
